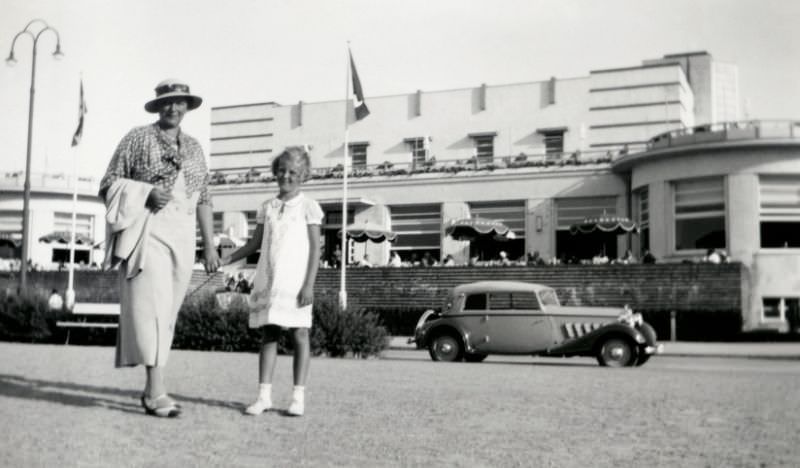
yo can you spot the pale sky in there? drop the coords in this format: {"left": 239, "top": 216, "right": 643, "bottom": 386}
{"left": 1, "top": 0, "right": 799, "bottom": 180}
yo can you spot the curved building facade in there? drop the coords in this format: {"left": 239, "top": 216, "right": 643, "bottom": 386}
{"left": 614, "top": 121, "right": 800, "bottom": 332}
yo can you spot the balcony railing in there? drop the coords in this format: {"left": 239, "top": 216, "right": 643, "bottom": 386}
{"left": 647, "top": 120, "right": 800, "bottom": 151}
{"left": 0, "top": 172, "right": 99, "bottom": 193}
{"left": 208, "top": 149, "right": 620, "bottom": 186}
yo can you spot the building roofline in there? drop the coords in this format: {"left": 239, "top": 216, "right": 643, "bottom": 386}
{"left": 209, "top": 76, "right": 589, "bottom": 110}
{"left": 590, "top": 62, "right": 683, "bottom": 75}
{"left": 211, "top": 101, "right": 280, "bottom": 111}
{"left": 662, "top": 51, "right": 711, "bottom": 59}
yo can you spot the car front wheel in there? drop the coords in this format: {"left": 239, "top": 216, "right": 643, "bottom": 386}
{"left": 429, "top": 334, "right": 463, "bottom": 362}
{"left": 596, "top": 337, "right": 637, "bottom": 367}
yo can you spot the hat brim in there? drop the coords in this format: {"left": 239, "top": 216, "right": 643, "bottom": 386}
{"left": 144, "top": 92, "right": 203, "bottom": 113}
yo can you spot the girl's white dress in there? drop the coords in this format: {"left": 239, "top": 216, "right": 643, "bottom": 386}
{"left": 248, "top": 192, "right": 323, "bottom": 328}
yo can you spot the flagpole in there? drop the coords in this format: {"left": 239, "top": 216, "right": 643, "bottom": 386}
{"left": 66, "top": 143, "right": 78, "bottom": 309}
{"left": 66, "top": 76, "right": 85, "bottom": 310}
{"left": 339, "top": 43, "right": 351, "bottom": 310}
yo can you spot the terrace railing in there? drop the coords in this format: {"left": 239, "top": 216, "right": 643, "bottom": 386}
{"left": 208, "top": 148, "right": 620, "bottom": 186}
{"left": 0, "top": 171, "right": 98, "bottom": 193}
{"left": 647, "top": 120, "right": 800, "bottom": 151}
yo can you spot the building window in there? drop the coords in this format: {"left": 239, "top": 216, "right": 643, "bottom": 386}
{"left": 389, "top": 204, "right": 441, "bottom": 262}
{"left": 51, "top": 248, "right": 90, "bottom": 264}
{"left": 349, "top": 143, "right": 368, "bottom": 170}
{"left": 555, "top": 196, "right": 618, "bottom": 262}
{"left": 405, "top": 137, "right": 429, "bottom": 170}
{"left": 474, "top": 136, "right": 494, "bottom": 163}
{"left": 673, "top": 177, "right": 726, "bottom": 251}
{"left": 759, "top": 175, "right": 800, "bottom": 248}
{"left": 245, "top": 211, "right": 258, "bottom": 239}
{"left": 635, "top": 187, "right": 650, "bottom": 253}
{"left": 213, "top": 212, "right": 224, "bottom": 234}
{"left": 469, "top": 200, "right": 526, "bottom": 260}
{"left": 542, "top": 130, "right": 565, "bottom": 157}
{"left": 0, "top": 210, "right": 22, "bottom": 240}
{"left": 322, "top": 209, "right": 355, "bottom": 265}
{"left": 53, "top": 212, "right": 93, "bottom": 238}
{"left": 762, "top": 297, "right": 800, "bottom": 322}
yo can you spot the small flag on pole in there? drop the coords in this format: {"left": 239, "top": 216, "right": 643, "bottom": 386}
{"left": 71, "top": 79, "right": 87, "bottom": 147}
{"left": 349, "top": 50, "right": 370, "bottom": 120}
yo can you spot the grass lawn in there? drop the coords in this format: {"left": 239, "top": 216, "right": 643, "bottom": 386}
{"left": 1, "top": 342, "right": 798, "bottom": 467}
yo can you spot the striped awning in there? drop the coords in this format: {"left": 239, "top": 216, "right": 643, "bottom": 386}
{"left": 445, "top": 217, "right": 516, "bottom": 242}
{"left": 339, "top": 223, "right": 398, "bottom": 243}
{"left": 569, "top": 216, "right": 639, "bottom": 235}
{"left": 38, "top": 230, "right": 94, "bottom": 245}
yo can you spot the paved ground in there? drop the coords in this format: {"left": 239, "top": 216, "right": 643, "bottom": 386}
{"left": 391, "top": 336, "right": 800, "bottom": 359}
{"left": 1, "top": 342, "right": 799, "bottom": 467}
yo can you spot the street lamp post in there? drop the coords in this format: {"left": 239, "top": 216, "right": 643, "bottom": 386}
{"left": 5, "top": 19, "right": 64, "bottom": 292}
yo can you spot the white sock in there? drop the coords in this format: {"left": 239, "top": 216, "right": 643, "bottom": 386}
{"left": 292, "top": 385, "right": 305, "bottom": 401}
{"left": 258, "top": 383, "right": 272, "bottom": 402}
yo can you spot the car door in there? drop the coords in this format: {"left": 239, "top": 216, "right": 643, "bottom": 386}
{"left": 477, "top": 291, "right": 556, "bottom": 353}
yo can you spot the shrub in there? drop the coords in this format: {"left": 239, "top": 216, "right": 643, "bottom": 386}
{"left": 173, "top": 293, "right": 388, "bottom": 357}
{"left": 173, "top": 293, "right": 262, "bottom": 352}
{"left": 310, "top": 298, "right": 389, "bottom": 358}
{"left": 0, "top": 289, "right": 66, "bottom": 343}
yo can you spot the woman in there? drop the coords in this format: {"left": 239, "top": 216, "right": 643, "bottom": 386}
{"left": 99, "top": 79, "right": 220, "bottom": 417}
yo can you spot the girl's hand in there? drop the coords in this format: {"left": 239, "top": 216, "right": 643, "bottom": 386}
{"left": 297, "top": 285, "right": 314, "bottom": 307}
{"left": 219, "top": 255, "right": 230, "bottom": 266}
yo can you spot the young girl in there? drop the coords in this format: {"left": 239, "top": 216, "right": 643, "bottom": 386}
{"left": 221, "top": 147, "right": 322, "bottom": 416}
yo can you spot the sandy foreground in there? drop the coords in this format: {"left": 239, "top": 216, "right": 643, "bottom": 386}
{"left": 0, "top": 342, "right": 798, "bottom": 467}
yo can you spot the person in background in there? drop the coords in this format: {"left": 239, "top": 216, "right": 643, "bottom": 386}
{"left": 642, "top": 249, "right": 657, "bottom": 264}
{"left": 441, "top": 254, "right": 456, "bottom": 266}
{"left": 357, "top": 254, "right": 373, "bottom": 268}
{"left": 421, "top": 251, "right": 436, "bottom": 267}
{"left": 618, "top": 249, "right": 637, "bottom": 264}
{"left": 235, "top": 272, "right": 252, "bottom": 293}
{"left": 526, "top": 251, "right": 545, "bottom": 266}
{"left": 99, "top": 78, "right": 219, "bottom": 418}
{"left": 592, "top": 251, "right": 609, "bottom": 265}
{"left": 388, "top": 251, "right": 402, "bottom": 267}
{"left": 497, "top": 250, "right": 512, "bottom": 266}
{"left": 330, "top": 245, "right": 342, "bottom": 269}
{"left": 48, "top": 289, "right": 63, "bottom": 311}
{"left": 705, "top": 248, "right": 721, "bottom": 264}
{"left": 221, "top": 147, "right": 322, "bottom": 417}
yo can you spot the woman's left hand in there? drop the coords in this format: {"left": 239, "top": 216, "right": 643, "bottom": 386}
{"left": 297, "top": 285, "right": 314, "bottom": 307}
{"left": 203, "top": 249, "right": 221, "bottom": 274}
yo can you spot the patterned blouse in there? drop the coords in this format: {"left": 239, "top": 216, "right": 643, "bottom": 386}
{"left": 99, "top": 123, "right": 211, "bottom": 206}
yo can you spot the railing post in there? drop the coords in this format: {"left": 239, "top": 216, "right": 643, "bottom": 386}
{"left": 670, "top": 310, "right": 677, "bottom": 342}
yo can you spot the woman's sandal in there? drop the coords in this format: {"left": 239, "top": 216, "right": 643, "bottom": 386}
{"left": 140, "top": 394, "right": 181, "bottom": 418}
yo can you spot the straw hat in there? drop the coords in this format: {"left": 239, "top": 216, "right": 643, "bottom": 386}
{"left": 144, "top": 79, "right": 202, "bottom": 113}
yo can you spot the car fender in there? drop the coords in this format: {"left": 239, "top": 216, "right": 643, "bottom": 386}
{"left": 423, "top": 322, "right": 471, "bottom": 351}
{"left": 547, "top": 322, "right": 643, "bottom": 356}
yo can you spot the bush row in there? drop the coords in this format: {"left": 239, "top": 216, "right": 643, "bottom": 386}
{"left": 0, "top": 289, "right": 389, "bottom": 357}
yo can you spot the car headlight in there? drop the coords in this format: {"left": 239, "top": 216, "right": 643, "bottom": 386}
{"left": 618, "top": 305, "right": 643, "bottom": 326}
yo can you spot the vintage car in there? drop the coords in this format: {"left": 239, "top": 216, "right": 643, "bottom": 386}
{"left": 409, "top": 281, "right": 663, "bottom": 367}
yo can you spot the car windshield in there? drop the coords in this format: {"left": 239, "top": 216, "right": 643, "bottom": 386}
{"left": 537, "top": 289, "right": 560, "bottom": 306}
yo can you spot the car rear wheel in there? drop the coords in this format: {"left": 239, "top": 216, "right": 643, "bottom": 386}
{"left": 596, "top": 337, "right": 637, "bottom": 367}
{"left": 635, "top": 352, "right": 651, "bottom": 366}
{"left": 429, "top": 334, "right": 463, "bottom": 362}
{"left": 464, "top": 353, "right": 488, "bottom": 363}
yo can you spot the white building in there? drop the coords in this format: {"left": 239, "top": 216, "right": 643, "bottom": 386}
{"left": 205, "top": 51, "right": 800, "bottom": 333}
{"left": 0, "top": 171, "right": 105, "bottom": 270}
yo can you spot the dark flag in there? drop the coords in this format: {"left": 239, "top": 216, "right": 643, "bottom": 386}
{"left": 71, "top": 80, "right": 87, "bottom": 147}
{"left": 349, "top": 50, "right": 370, "bottom": 120}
